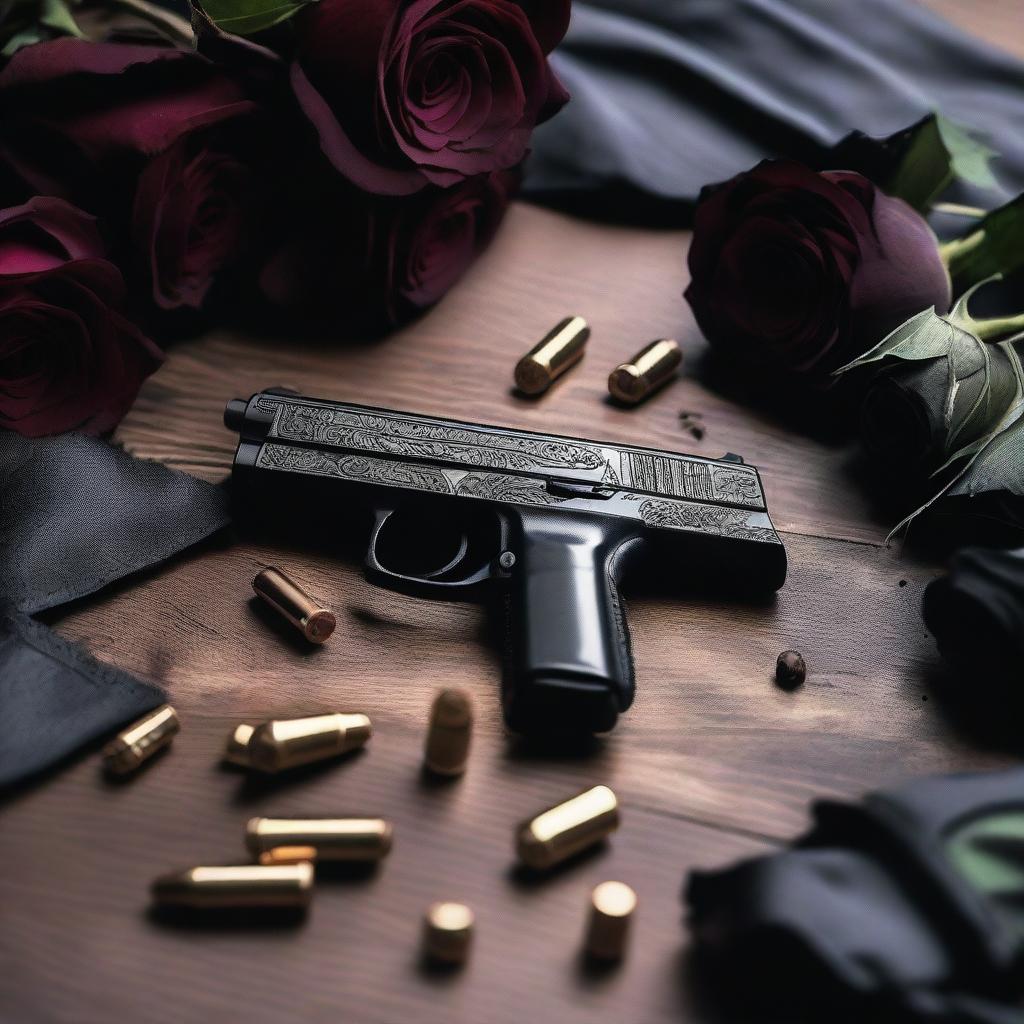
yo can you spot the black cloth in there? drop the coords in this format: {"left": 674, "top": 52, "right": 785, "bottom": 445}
{"left": 0, "top": 431, "right": 229, "bottom": 787}
{"left": 686, "top": 768, "right": 1024, "bottom": 1023}
{"left": 525, "top": 0, "right": 1024, "bottom": 221}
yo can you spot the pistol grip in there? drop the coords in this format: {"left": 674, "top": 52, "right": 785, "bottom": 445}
{"left": 503, "top": 511, "right": 639, "bottom": 735}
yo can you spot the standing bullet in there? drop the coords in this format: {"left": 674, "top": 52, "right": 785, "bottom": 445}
{"left": 608, "top": 339, "right": 682, "bottom": 405}
{"left": 422, "top": 902, "right": 474, "bottom": 965}
{"left": 245, "top": 713, "right": 371, "bottom": 773}
{"left": 253, "top": 566, "right": 336, "bottom": 644}
{"left": 514, "top": 316, "right": 590, "bottom": 395}
{"left": 516, "top": 785, "right": 619, "bottom": 870}
{"left": 102, "top": 705, "right": 179, "bottom": 776}
{"left": 423, "top": 688, "right": 473, "bottom": 777}
{"left": 584, "top": 881, "right": 637, "bottom": 960}
{"left": 151, "top": 863, "right": 313, "bottom": 910}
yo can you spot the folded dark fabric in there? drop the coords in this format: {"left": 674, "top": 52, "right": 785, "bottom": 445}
{"left": 0, "top": 431, "right": 229, "bottom": 788}
{"left": 923, "top": 546, "right": 1024, "bottom": 690}
{"left": 525, "top": 0, "right": 1024, "bottom": 220}
{"left": 686, "top": 768, "right": 1024, "bottom": 1022}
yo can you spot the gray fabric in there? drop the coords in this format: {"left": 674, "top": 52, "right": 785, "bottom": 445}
{"left": 0, "top": 431, "right": 229, "bottom": 788}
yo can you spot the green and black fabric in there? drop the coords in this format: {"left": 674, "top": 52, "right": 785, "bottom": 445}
{"left": 686, "top": 768, "right": 1024, "bottom": 1023}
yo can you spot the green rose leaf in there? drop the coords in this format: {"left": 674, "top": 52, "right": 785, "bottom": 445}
{"left": 941, "top": 193, "right": 1024, "bottom": 295}
{"left": 193, "top": 0, "right": 316, "bottom": 36}
{"left": 1, "top": 0, "right": 83, "bottom": 57}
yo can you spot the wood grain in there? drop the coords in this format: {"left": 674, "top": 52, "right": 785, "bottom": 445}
{"left": 3, "top": 4, "right": 1022, "bottom": 1021}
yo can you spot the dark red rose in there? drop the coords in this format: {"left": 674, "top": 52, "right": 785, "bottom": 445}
{"left": 0, "top": 38, "right": 259, "bottom": 310}
{"left": 132, "top": 138, "right": 250, "bottom": 310}
{"left": 0, "top": 197, "right": 162, "bottom": 437}
{"left": 261, "top": 169, "right": 515, "bottom": 328}
{"left": 685, "top": 161, "right": 952, "bottom": 382}
{"left": 290, "top": 0, "right": 569, "bottom": 194}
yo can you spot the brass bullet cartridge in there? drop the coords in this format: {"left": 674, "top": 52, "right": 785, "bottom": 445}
{"left": 151, "top": 863, "right": 314, "bottom": 910}
{"left": 422, "top": 902, "right": 474, "bottom": 965}
{"left": 608, "top": 338, "right": 682, "bottom": 405}
{"left": 246, "top": 817, "right": 393, "bottom": 862}
{"left": 246, "top": 713, "right": 372, "bottom": 773}
{"left": 253, "top": 566, "right": 336, "bottom": 644}
{"left": 423, "top": 688, "right": 473, "bottom": 777}
{"left": 584, "top": 881, "right": 637, "bottom": 960}
{"left": 516, "top": 785, "right": 619, "bottom": 870}
{"left": 223, "top": 723, "right": 256, "bottom": 767}
{"left": 102, "top": 704, "right": 179, "bottom": 776}
{"left": 514, "top": 316, "right": 590, "bottom": 395}
{"left": 258, "top": 845, "right": 318, "bottom": 866}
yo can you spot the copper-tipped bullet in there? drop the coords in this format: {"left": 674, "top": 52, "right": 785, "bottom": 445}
{"left": 514, "top": 316, "right": 589, "bottom": 395}
{"left": 423, "top": 688, "right": 473, "bottom": 777}
{"left": 246, "top": 713, "right": 372, "bottom": 773}
{"left": 516, "top": 785, "right": 619, "bottom": 870}
{"left": 584, "top": 881, "right": 637, "bottom": 960}
{"left": 422, "top": 902, "right": 474, "bottom": 965}
{"left": 223, "top": 723, "right": 256, "bottom": 767}
{"left": 258, "top": 846, "right": 319, "bottom": 867}
{"left": 608, "top": 339, "right": 682, "bottom": 405}
{"left": 102, "top": 704, "right": 179, "bottom": 776}
{"left": 246, "top": 817, "right": 393, "bottom": 862}
{"left": 253, "top": 566, "right": 336, "bottom": 643}
{"left": 151, "top": 863, "right": 313, "bottom": 910}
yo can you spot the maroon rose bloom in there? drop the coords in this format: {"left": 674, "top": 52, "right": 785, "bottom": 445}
{"left": 291, "top": 0, "right": 570, "bottom": 194}
{"left": 0, "top": 197, "right": 162, "bottom": 437}
{"left": 261, "top": 169, "right": 515, "bottom": 328}
{"left": 0, "top": 38, "right": 258, "bottom": 310}
{"left": 685, "top": 161, "right": 952, "bottom": 382}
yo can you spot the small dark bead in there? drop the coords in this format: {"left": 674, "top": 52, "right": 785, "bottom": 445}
{"left": 775, "top": 650, "right": 806, "bottom": 690}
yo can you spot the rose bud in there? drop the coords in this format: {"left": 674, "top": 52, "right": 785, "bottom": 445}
{"left": 290, "top": 0, "right": 569, "bottom": 194}
{"left": 0, "top": 197, "right": 162, "bottom": 437}
{"left": 261, "top": 169, "right": 516, "bottom": 331}
{"left": 0, "top": 38, "right": 258, "bottom": 310}
{"left": 685, "top": 161, "right": 952, "bottom": 384}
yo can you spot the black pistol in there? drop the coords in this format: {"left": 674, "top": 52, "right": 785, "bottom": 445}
{"left": 225, "top": 390, "right": 787, "bottom": 735}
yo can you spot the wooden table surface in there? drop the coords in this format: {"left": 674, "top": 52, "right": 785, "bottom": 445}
{"left": 3, "top": 6, "right": 1022, "bottom": 1021}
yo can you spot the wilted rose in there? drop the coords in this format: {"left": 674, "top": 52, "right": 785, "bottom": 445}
{"left": 0, "top": 197, "right": 163, "bottom": 437}
{"left": 261, "top": 169, "right": 516, "bottom": 329}
{"left": 290, "top": 0, "right": 569, "bottom": 194}
{"left": 685, "top": 161, "right": 952, "bottom": 383}
{"left": 0, "top": 38, "right": 258, "bottom": 310}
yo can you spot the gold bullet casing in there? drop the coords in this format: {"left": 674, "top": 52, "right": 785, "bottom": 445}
{"left": 247, "top": 713, "right": 372, "bottom": 773}
{"left": 584, "top": 881, "right": 637, "bottom": 960}
{"left": 102, "top": 704, "right": 179, "bottom": 776}
{"left": 608, "top": 338, "right": 682, "bottom": 404}
{"left": 423, "top": 688, "right": 473, "bottom": 777}
{"left": 246, "top": 817, "right": 393, "bottom": 862}
{"left": 516, "top": 785, "right": 619, "bottom": 870}
{"left": 253, "top": 566, "right": 336, "bottom": 644}
{"left": 223, "top": 723, "right": 256, "bottom": 767}
{"left": 514, "top": 316, "right": 589, "bottom": 395}
{"left": 422, "top": 901, "right": 474, "bottom": 964}
{"left": 151, "top": 863, "right": 314, "bottom": 910}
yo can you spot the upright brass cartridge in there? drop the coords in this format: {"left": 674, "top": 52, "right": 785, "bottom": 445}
{"left": 246, "top": 817, "right": 393, "bottom": 862}
{"left": 584, "top": 881, "right": 637, "bottom": 960}
{"left": 223, "top": 723, "right": 256, "bottom": 767}
{"left": 247, "top": 713, "right": 372, "bottom": 773}
{"left": 253, "top": 566, "right": 336, "bottom": 643}
{"left": 422, "top": 902, "right": 474, "bottom": 965}
{"left": 516, "top": 785, "right": 619, "bottom": 869}
{"left": 514, "top": 316, "right": 589, "bottom": 395}
{"left": 423, "top": 688, "right": 473, "bottom": 777}
{"left": 151, "top": 863, "right": 314, "bottom": 910}
{"left": 608, "top": 338, "right": 682, "bottom": 405}
{"left": 102, "top": 704, "right": 179, "bottom": 776}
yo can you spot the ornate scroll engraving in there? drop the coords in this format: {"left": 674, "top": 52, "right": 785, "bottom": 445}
{"left": 262, "top": 398, "right": 606, "bottom": 473}
{"left": 624, "top": 452, "right": 763, "bottom": 507}
{"left": 635, "top": 498, "right": 777, "bottom": 542}
{"left": 456, "top": 473, "right": 567, "bottom": 506}
{"left": 257, "top": 444, "right": 453, "bottom": 494}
